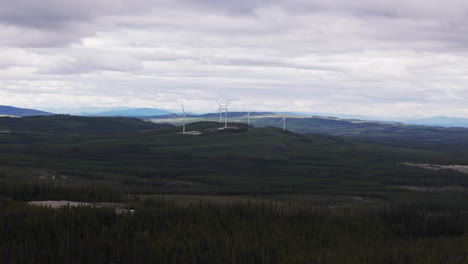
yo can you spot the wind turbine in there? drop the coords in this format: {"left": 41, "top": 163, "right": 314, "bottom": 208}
{"left": 278, "top": 116, "right": 286, "bottom": 131}
{"left": 224, "top": 100, "right": 229, "bottom": 128}
{"left": 216, "top": 100, "right": 229, "bottom": 128}
{"left": 181, "top": 104, "right": 186, "bottom": 134}
{"left": 244, "top": 104, "right": 250, "bottom": 126}
{"left": 216, "top": 100, "right": 223, "bottom": 124}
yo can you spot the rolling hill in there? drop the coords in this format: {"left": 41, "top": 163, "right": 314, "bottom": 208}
{"left": 406, "top": 116, "right": 468, "bottom": 128}
{"left": 150, "top": 114, "right": 468, "bottom": 153}
{"left": 1, "top": 117, "right": 467, "bottom": 205}
{"left": 251, "top": 117, "right": 468, "bottom": 152}
{"left": 0, "top": 115, "right": 173, "bottom": 135}
{"left": 0, "top": 105, "right": 51, "bottom": 116}
{"left": 1, "top": 116, "right": 468, "bottom": 263}
{"left": 91, "top": 108, "right": 173, "bottom": 117}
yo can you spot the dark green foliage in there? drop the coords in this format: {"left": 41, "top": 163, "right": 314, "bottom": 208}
{"left": 1, "top": 119, "right": 468, "bottom": 201}
{"left": 0, "top": 115, "right": 172, "bottom": 135}
{"left": 0, "top": 200, "right": 467, "bottom": 263}
{"left": 1, "top": 116, "right": 468, "bottom": 262}
{"left": 0, "top": 182, "right": 122, "bottom": 202}
{"left": 253, "top": 117, "right": 468, "bottom": 154}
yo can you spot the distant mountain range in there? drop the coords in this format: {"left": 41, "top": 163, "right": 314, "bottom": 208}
{"left": 405, "top": 116, "right": 468, "bottom": 128}
{"left": 0, "top": 105, "right": 51, "bottom": 116}
{"left": 88, "top": 108, "right": 173, "bottom": 117}
{"left": 3, "top": 105, "right": 468, "bottom": 128}
{"left": 39, "top": 106, "right": 175, "bottom": 117}
{"left": 287, "top": 112, "right": 468, "bottom": 128}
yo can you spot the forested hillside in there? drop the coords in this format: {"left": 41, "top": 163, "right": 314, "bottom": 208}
{"left": 0, "top": 115, "right": 172, "bottom": 135}
{"left": 1, "top": 199, "right": 467, "bottom": 263}
{"left": 1, "top": 117, "right": 468, "bottom": 263}
{"left": 0, "top": 105, "right": 51, "bottom": 116}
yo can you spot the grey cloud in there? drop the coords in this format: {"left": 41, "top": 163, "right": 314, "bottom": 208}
{"left": 211, "top": 58, "right": 341, "bottom": 73}
{"left": 37, "top": 52, "right": 142, "bottom": 74}
{"left": 172, "top": 0, "right": 468, "bottom": 19}
{"left": 2, "top": 0, "right": 468, "bottom": 49}
{"left": 0, "top": 0, "right": 162, "bottom": 46}
{"left": 0, "top": 23, "right": 96, "bottom": 47}
{"left": 2, "top": 0, "right": 467, "bottom": 29}
{"left": 1, "top": 0, "right": 468, "bottom": 118}
{"left": 0, "top": 0, "right": 158, "bottom": 28}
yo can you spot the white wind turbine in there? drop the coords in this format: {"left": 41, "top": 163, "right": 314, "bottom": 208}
{"left": 216, "top": 100, "right": 229, "bottom": 128}
{"left": 278, "top": 115, "right": 286, "bottom": 131}
{"left": 216, "top": 100, "right": 223, "bottom": 124}
{"left": 181, "top": 104, "right": 186, "bottom": 134}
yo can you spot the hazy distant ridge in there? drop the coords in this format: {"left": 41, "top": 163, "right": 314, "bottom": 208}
{"left": 406, "top": 116, "right": 468, "bottom": 128}
{"left": 89, "top": 108, "right": 173, "bottom": 117}
{"left": 0, "top": 105, "right": 51, "bottom": 116}
{"left": 3, "top": 104, "right": 468, "bottom": 128}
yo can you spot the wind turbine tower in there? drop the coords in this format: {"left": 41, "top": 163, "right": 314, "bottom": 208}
{"left": 223, "top": 101, "right": 229, "bottom": 128}
{"left": 181, "top": 104, "right": 186, "bottom": 134}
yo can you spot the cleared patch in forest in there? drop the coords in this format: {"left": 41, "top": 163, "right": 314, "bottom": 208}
{"left": 401, "top": 162, "right": 468, "bottom": 174}
{"left": 28, "top": 200, "right": 133, "bottom": 214}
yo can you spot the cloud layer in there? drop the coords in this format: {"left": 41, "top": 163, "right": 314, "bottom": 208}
{"left": 1, "top": 0, "right": 468, "bottom": 117}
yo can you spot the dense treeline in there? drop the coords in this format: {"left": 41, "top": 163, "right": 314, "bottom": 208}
{"left": 0, "top": 199, "right": 467, "bottom": 263}
{"left": 0, "top": 182, "right": 123, "bottom": 202}
{"left": 0, "top": 115, "right": 172, "bottom": 135}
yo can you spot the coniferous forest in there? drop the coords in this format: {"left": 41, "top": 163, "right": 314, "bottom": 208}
{"left": 1, "top": 198, "right": 467, "bottom": 264}
{"left": 1, "top": 116, "right": 468, "bottom": 263}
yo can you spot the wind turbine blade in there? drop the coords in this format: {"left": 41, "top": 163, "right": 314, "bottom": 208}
{"left": 181, "top": 104, "right": 185, "bottom": 113}
{"left": 216, "top": 100, "right": 221, "bottom": 106}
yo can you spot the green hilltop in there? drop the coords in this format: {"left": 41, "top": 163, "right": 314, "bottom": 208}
{"left": 0, "top": 115, "right": 172, "bottom": 135}
{"left": 153, "top": 113, "right": 468, "bottom": 153}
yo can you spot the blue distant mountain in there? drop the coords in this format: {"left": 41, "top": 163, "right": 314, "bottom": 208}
{"left": 6, "top": 104, "right": 467, "bottom": 128}
{"left": 91, "top": 108, "right": 173, "bottom": 117}
{"left": 0, "top": 105, "right": 51, "bottom": 116}
{"left": 405, "top": 116, "right": 468, "bottom": 128}
{"left": 43, "top": 106, "right": 131, "bottom": 115}
{"left": 283, "top": 111, "right": 404, "bottom": 122}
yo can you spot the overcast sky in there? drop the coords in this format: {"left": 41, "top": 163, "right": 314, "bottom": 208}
{"left": 1, "top": 0, "right": 468, "bottom": 117}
